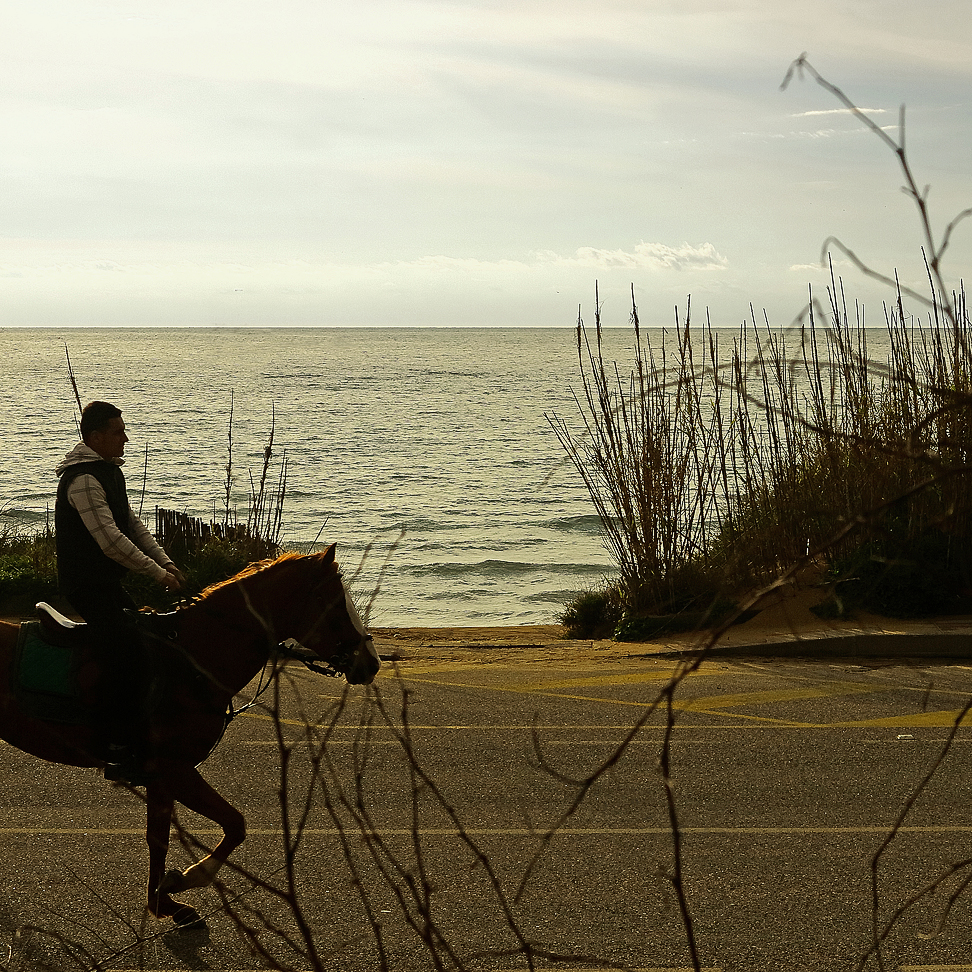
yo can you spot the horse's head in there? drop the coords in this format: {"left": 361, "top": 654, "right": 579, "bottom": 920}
{"left": 286, "top": 545, "right": 380, "bottom": 685}
{"left": 196, "top": 546, "right": 380, "bottom": 685}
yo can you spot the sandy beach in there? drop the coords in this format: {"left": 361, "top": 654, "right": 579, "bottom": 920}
{"left": 368, "top": 579, "right": 972, "bottom": 667}
{"left": 7, "top": 579, "right": 972, "bottom": 668}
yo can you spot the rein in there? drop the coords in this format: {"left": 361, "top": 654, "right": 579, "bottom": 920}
{"left": 222, "top": 640, "right": 353, "bottom": 728}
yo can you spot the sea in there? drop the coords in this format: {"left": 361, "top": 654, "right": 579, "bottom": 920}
{"left": 0, "top": 327, "right": 652, "bottom": 626}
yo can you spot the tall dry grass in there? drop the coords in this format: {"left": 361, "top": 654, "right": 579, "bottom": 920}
{"left": 551, "top": 271, "right": 972, "bottom": 632}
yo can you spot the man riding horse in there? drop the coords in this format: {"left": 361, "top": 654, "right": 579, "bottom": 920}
{"left": 55, "top": 400, "right": 185, "bottom": 784}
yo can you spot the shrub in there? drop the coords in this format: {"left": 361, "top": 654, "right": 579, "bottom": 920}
{"left": 557, "top": 585, "right": 623, "bottom": 638}
{"left": 124, "top": 533, "right": 267, "bottom": 611}
{"left": 814, "top": 533, "right": 972, "bottom": 619}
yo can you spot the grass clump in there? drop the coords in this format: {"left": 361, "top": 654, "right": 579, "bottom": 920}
{"left": 553, "top": 57, "right": 972, "bottom": 639}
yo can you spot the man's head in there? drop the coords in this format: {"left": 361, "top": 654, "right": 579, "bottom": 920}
{"left": 80, "top": 401, "right": 128, "bottom": 460}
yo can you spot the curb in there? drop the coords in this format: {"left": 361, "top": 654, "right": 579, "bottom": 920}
{"left": 644, "top": 630, "right": 972, "bottom": 660}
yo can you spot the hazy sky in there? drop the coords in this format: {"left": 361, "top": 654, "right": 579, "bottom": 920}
{"left": 2, "top": 0, "right": 971, "bottom": 327}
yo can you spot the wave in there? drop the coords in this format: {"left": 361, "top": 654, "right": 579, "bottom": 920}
{"left": 524, "top": 586, "right": 616, "bottom": 605}
{"left": 418, "top": 560, "right": 611, "bottom": 578}
{"left": 539, "top": 513, "right": 606, "bottom": 533}
{"left": 0, "top": 507, "right": 52, "bottom": 526}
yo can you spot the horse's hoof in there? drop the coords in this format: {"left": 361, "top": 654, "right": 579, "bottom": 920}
{"left": 172, "top": 905, "right": 205, "bottom": 929}
{"left": 159, "top": 868, "right": 184, "bottom": 894}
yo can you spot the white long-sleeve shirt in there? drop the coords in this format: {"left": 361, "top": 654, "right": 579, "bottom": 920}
{"left": 56, "top": 442, "right": 173, "bottom": 583}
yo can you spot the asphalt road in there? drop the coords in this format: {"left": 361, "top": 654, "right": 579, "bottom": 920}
{"left": 4, "top": 650, "right": 972, "bottom": 971}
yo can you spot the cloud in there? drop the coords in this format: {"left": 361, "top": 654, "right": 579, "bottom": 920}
{"left": 788, "top": 262, "right": 827, "bottom": 273}
{"left": 790, "top": 108, "right": 889, "bottom": 118}
{"left": 538, "top": 242, "right": 729, "bottom": 272}
{"left": 0, "top": 243, "right": 729, "bottom": 285}
{"left": 371, "top": 243, "right": 730, "bottom": 275}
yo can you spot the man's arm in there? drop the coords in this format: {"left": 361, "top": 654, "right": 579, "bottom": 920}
{"left": 66, "top": 473, "right": 171, "bottom": 583}
{"left": 126, "top": 511, "right": 173, "bottom": 567}
{"left": 126, "top": 511, "right": 186, "bottom": 588}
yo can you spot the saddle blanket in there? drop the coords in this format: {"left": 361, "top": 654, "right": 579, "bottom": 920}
{"left": 15, "top": 622, "right": 87, "bottom": 724}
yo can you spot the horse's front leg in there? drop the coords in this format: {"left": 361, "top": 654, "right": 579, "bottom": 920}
{"left": 146, "top": 784, "right": 203, "bottom": 927}
{"left": 154, "top": 761, "right": 247, "bottom": 897}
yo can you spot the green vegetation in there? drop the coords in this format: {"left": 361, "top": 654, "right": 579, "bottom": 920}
{"left": 556, "top": 585, "right": 623, "bottom": 639}
{"left": 0, "top": 509, "right": 280, "bottom": 616}
{"left": 0, "top": 518, "right": 58, "bottom": 610}
{"left": 125, "top": 508, "right": 281, "bottom": 611}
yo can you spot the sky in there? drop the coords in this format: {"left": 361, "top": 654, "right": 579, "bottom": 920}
{"left": 2, "top": 0, "right": 971, "bottom": 328}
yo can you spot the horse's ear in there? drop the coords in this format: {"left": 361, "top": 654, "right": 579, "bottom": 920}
{"left": 317, "top": 544, "right": 337, "bottom": 566}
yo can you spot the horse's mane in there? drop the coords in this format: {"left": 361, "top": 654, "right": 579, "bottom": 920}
{"left": 194, "top": 551, "right": 312, "bottom": 604}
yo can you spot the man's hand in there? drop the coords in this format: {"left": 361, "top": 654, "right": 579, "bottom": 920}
{"left": 161, "top": 565, "right": 186, "bottom": 590}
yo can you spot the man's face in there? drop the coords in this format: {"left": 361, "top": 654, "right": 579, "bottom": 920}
{"left": 87, "top": 416, "right": 128, "bottom": 460}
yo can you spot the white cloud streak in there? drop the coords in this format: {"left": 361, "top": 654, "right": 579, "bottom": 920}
{"left": 538, "top": 242, "right": 729, "bottom": 272}
{"left": 790, "top": 108, "right": 889, "bottom": 117}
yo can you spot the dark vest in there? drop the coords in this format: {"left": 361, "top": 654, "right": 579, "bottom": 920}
{"left": 55, "top": 460, "right": 135, "bottom": 594}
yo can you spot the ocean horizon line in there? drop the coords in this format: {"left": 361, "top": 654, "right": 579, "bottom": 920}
{"left": 0, "top": 322, "right": 909, "bottom": 331}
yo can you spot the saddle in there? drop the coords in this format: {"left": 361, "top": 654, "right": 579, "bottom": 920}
{"left": 35, "top": 602, "right": 180, "bottom": 645}
{"left": 35, "top": 602, "right": 84, "bottom": 648}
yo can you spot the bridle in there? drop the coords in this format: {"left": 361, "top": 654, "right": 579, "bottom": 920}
{"left": 189, "top": 567, "right": 367, "bottom": 672}
{"left": 274, "top": 638, "right": 359, "bottom": 678}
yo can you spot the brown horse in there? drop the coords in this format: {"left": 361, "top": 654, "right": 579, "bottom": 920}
{"left": 0, "top": 545, "right": 379, "bottom": 928}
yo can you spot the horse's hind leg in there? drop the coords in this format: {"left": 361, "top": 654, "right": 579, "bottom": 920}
{"left": 146, "top": 784, "right": 204, "bottom": 927}
{"left": 153, "top": 762, "right": 246, "bottom": 896}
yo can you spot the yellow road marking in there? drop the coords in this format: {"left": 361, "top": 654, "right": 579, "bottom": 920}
{"left": 238, "top": 711, "right": 319, "bottom": 727}
{"left": 241, "top": 731, "right": 972, "bottom": 745}
{"left": 6, "top": 826, "right": 972, "bottom": 836}
{"left": 238, "top": 721, "right": 707, "bottom": 731}
{"left": 242, "top": 739, "right": 401, "bottom": 745}
{"left": 243, "top": 675, "right": 963, "bottom": 730}
{"left": 831, "top": 709, "right": 972, "bottom": 727}
{"left": 676, "top": 681, "right": 882, "bottom": 712}
{"left": 387, "top": 674, "right": 674, "bottom": 709}
{"left": 399, "top": 675, "right": 885, "bottom": 720}
{"left": 519, "top": 671, "right": 707, "bottom": 691}
{"left": 399, "top": 674, "right": 887, "bottom": 728}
